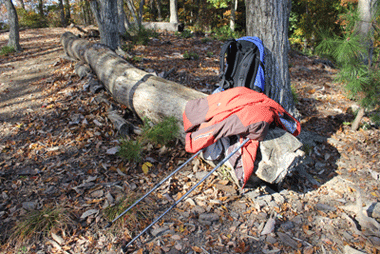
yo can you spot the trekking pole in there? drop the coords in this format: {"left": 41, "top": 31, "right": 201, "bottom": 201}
{"left": 122, "top": 137, "right": 250, "bottom": 252}
{"left": 105, "top": 149, "right": 202, "bottom": 229}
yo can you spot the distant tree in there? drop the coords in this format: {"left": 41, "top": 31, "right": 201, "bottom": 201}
{"left": 38, "top": 0, "right": 44, "bottom": 17}
{"left": 4, "top": 0, "right": 22, "bottom": 51}
{"left": 59, "top": 0, "right": 66, "bottom": 26}
{"left": 90, "top": 0, "right": 120, "bottom": 50}
{"left": 170, "top": 0, "right": 178, "bottom": 23}
{"left": 64, "top": 0, "right": 70, "bottom": 23}
{"left": 245, "top": 0, "right": 298, "bottom": 117}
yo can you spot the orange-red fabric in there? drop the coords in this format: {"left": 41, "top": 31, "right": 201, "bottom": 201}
{"left": 183, "top": 87, "right": 301, "bottom": 187}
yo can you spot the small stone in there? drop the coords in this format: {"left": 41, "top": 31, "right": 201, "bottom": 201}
{"left": 291, "top": 215, "right": 303, "bottom": 225}
{"left": 22, "top": 201, "right": 37, "bottom": 210}
{"left": 261, "top": 218, "right": 276, "bottom": 235}
{"left": 367, "top": 202, "right": 380, "bottom": 219}
{"left": 199, "top": 213, "right": 219, "bottom": 222}
{"left": 192, "top": 206, "right": 206, "bottom": 215}
{"left": 266, "top": 234, "right": 277, "bottom": 245}
{"left": 343, "top": 245, "right": 366, "bottom": 254}
{"left": 316, "top": 203, "right": 336, "bottom": 212}
{"left": 151, "top": 226, "right": 169, "bottom": 237}
{"left": 171, "top": 234, "right": 182, "bottom": 240}
{"left": 272, "top": 193, "right": 285, "bottom": 205}
{"left": 90, "top": 190, "right": 104, "bottom": 198}
{"left": 277, "top": 232, "right": 298, "bottom": 249}
{"left": 281, "top": 221, "right": 295, "bottom": 231}
{"left": 80, "top": 209, "right": 98, "bottom": 220}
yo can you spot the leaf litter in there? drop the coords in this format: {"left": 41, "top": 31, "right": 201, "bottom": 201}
{"left": 0, "top": 27, "right": 379, "bottom": 253}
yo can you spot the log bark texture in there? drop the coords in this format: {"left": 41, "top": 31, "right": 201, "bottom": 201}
{"left": 60, "top": 32, "right": 206, "bottom": 138}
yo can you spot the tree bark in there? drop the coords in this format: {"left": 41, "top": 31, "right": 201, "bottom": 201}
{"left": 38, "top": 0, "right": 44, "bottom": 18}
{"left": 117, "top": 0, "right": 128, "bottom": 35}
{"left": 90, "top": 0, "right": 120, "bottom": 51}
{"left": 5, "top": 0, "right": 22, "bottom": 52}
{"left": 59, "top": 0, "right": 66, "bottom": 27}
{"left": 60, "top": 32, "right": 206, "bottom": 136}
{"left": 245, "top": 0, "right": 298, "bottom": 118}
{"left": 64, "top": 0, "right": 71, "bottom": 23}
{"left": 169, "top": 0, "right": 178, "bottom": 23}
{"left": 230, "top": 0, "right": 238, "bottom": 31}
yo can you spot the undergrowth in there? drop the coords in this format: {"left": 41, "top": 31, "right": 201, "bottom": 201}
{"left": 10, "top": 205, "right": 74, "bottom": 246}
{"left": 0, "top": 46, "right": 16, "bottom": 56}
{"left": 117, "top": 116, "right": 179, "bottom": 162}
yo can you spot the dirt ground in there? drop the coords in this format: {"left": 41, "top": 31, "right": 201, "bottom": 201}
{"left": 0, "top": 27, "right": 380, "bottom": 254}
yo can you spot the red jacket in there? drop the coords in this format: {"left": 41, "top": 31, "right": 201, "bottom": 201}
{"left": 183, "top": 87, "right": 301, "bottom": 187}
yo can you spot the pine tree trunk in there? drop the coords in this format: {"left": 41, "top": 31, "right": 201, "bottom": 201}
{"left": 90, "top": 0, "right": 120, "bottom": 51}
{"left": 5, "top": 0, "right": 22, "bottom": 52}
{"left": 245, "top": 0, "right": 298, "bottom": 118}
{"left": 170, "top": 0, "right": 179, "bottom": 23}
{"left": 351, "top": 107, "right": 365, "bottom": 131}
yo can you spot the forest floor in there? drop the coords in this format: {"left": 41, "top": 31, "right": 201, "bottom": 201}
{"left": 0, "top": 27, "right": 379, "bottom": 254}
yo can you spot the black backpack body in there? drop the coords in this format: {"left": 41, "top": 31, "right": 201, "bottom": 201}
{"left": 218, "top": 36, "right": 265, "bottom": 93}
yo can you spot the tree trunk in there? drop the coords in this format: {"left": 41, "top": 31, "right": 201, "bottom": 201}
{"left": 138, "top": 0, "right": 144, "bottom": 27}
{"left": 5, "top": 0, "right": 22, "bottom": 52}
{"left": 117, "top": 0, "right": 128, "bottom": 35}
{"left": 38, "top": 0, "right": 44, "bottom": 18}
{"left": 351, "top": 0, "right": 377, "bottom": 131}
{"left": 126, "top": 0, "right": 139, "bottom": 27}
{"left": 64, "top": 0, "right": 71, "bottom": 24}
{"left": 230, "top": 0, "right": 238, "bottom": 31}
{"left": 156, "top": 0, "right": 162, "bottom": 21}
{"left": 245, "top": 0, "right": 298, "bottom": 118}
{"left": 170, "top": 0, "right": 178, "bottom": 23}
{"left": 59, "top": 0, "right": 66, "bottom": 27}
{"left": 351, "top": 107, "right": 365, "bottom": 131}
{"left": 60, "top": 32, "right": 206, "bottom": 136}
{"left": 356, "top": 0, "right": 377, "bottom": 65}
{"left": 90, "top": 0, "right": 120, "bottom": 51}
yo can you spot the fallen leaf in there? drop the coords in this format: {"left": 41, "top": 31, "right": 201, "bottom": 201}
{"left": 142, "top": 162, "right": 153, "bottom": 175}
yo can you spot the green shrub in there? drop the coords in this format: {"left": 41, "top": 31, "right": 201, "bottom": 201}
{"left": 183, "top": 51, "right": 199, "bottom": 60}
{"left": 117, "top": 138, "right": 143, "bottom": 162}
{"left": 176, "top": 29, "right": 193, "bottom": 39}
{"left": 127, "top": 26, "right": 159, "bottom": 45}
{"left": 0, "top": 46, "right": 16, "bottom": 56}
{"left": 11, "top": 206, "right": 73, "bottom": 243}
{"left": 211, "top": 25, "right": 244, "bottom": 41}
{"left": 143, "top": 116, "right": 179, "bottom": 146}
{"left": 17, "top": 8, "right": 47, "bottom": 28}
{"left": 117, "top": 116, "right": 179, "bottom": 162}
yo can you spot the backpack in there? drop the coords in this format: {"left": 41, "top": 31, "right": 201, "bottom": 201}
{"left": 218, "top": 36, "right": 265, "bottom": 93}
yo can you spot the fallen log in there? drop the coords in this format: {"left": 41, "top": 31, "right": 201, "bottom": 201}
{"left": 60, "top": 32, "right": 305, "bottom": 185}
{"left": 61, "top": 31, "right": 206, "bottom": 138}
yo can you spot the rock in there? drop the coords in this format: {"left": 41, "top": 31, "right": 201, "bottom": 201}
{"left": 199, "top": 213, "right": 219, "bottom": 222}
{"left": 316, "top": 203, "right": 337, "bottom": 212}
{"left": 272, "top": 193, "right": 285, "bottom": 205}
{"left": 22, "top": 201, "right": 37, "bottom": 210}
{"left": 261, "top": 218, "right": 276, "bottom": 235}
{"left": 343, "top": 245, "right": 366, "bottom": 254}
{"left": 367, "top": 202, "right": 380, "bottom": 219}
{"left": 80, "top": 209, "right": 99, "bottom": 220}
{"left": 266, "top": 234, "right": 278, "bottom": 244}
{"left": 281, "top": 221, "right": 295, "bottom": 231}
{"left": 151, "top": 225, "right": 169, "bottom": 237}
{"left": 277, "top": 232, "right": 299, "bottom": 249}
